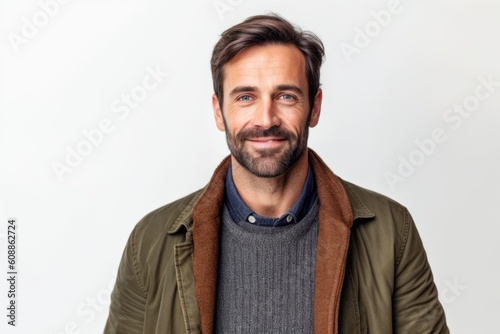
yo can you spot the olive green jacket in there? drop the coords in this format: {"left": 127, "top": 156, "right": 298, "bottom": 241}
{"left": 104, "top": 150, "right": 448, "bottom": 333}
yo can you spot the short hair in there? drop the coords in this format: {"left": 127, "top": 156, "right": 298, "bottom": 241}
{"left": 211, "top": 14, "right": 325, "bottom": 111}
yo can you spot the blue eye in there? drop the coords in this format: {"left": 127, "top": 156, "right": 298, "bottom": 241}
{"left": 238, "top": 95, "right": 252, "bottom": 102}
{"left": 280, "top": 94, "right": 295, "bottom": 101}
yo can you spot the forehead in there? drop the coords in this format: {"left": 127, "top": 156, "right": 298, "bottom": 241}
{"left": 222, "top": 44, "right": 307, "bottom": 91}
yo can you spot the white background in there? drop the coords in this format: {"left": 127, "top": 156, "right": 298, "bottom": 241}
{"left": 1, "top": 0, "right": 499, "bottom": 333}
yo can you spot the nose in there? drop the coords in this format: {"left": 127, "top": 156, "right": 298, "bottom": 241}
{"left": 252, "top": 98, "right": 280, "bottom": 129}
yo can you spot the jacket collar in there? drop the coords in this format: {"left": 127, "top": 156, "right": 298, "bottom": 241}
{"left": 167, "top": 191, "right": 203, "bottom": 234}
{"left": 189, "top": 149, "right": 373, "bottom": 334}
{"left": 340, "top": 179, "right": 375, "bottom": 221}
{"left": 166, "top": 156, "right": 230, "bottom": 235}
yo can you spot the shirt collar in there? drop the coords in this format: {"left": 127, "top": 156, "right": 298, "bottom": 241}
{"left": 224, "top": 165, "right": 317, "bottom": 227}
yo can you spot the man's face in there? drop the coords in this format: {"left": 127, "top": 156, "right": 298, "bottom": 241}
{"left": 213, "top": 44, "right": 322, "bottom": 177}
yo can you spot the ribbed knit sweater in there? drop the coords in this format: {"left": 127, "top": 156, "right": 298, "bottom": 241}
{"left": 214, "top": 200, "right": 319, "bottom": 333}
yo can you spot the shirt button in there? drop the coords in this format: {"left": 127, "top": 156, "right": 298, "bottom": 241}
{"left": 286, "top": 215, "right": 293, "bottom": 223}
{"left": 248, "top": 215, "right": 256, "bottom": 223}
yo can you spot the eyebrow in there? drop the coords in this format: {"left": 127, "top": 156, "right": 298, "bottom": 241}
{"left": 229, "top": 86, "right": 257, "bottom": 96}
{"left": 229, "top": 84, "right": 304, "bottom": 96}
{"left": 275, "top": 84, "right": 304, "bottom": 96}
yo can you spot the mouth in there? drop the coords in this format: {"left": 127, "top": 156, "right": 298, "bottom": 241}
{"left": 246, "top": 137, "right": 286, "bottom": 148}
{"left": 248, "top": 137, "right": 284, "bottom": 142}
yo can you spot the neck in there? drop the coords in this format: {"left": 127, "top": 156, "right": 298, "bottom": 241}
{"left": 230, "top": 149, "right": 309, "bottom": 218}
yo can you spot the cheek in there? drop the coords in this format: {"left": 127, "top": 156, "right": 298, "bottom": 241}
{"left": 224, "top": 112, "right": 250, "bottom": 133}
{"left": 286, "top": 116, "right": 309, "bottom": 132}
{"left": 221, "top": 117, "right": 241, "bottom": 139}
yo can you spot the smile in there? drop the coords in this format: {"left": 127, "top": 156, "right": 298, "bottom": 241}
{"left": 246, "top": 137, "right": 286, "bottom": 148}
{"left": 247, "top": 137, "right": 285, "bottom": 142}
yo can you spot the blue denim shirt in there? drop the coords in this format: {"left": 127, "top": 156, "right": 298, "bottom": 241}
{"left": 224, "top": 165, "right": 318, "bottom": 227}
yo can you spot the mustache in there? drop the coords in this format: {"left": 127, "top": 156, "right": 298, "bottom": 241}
{"left": 235, "top": 126, "right": 294, "bottom": 141}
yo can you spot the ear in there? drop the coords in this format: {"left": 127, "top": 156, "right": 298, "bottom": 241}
{"left": 212, "top": 94, "right": 225, "bottom": 131}
{"left": 308, "top": 88, "right": 322, "bottom": 128}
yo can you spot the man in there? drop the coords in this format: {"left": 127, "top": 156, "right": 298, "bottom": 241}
{"left": 104, "top": 14, "right": 449, "bottom": 334}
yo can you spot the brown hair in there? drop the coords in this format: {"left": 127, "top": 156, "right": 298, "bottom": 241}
{"left": 211, "top": 14, "right": 325, "bottom": 111}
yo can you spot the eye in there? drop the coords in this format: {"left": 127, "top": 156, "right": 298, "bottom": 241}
{"left": 279, "top": 94, "right": 296, "bottom": 102}
{"left": 237, "top": 95, "right": 253, "bottom": 102}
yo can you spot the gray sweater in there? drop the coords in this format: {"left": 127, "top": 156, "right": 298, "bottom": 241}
{"left": 215, "top": 201, "right": 319, "bottom": 333}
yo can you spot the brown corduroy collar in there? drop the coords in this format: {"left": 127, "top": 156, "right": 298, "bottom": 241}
{"left": 192, "top": 149, "right": 354, "bottom": 334}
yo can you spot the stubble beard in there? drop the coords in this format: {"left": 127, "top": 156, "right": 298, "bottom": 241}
{"left": 223, "top": 120, "right": 309, "bottom": 178}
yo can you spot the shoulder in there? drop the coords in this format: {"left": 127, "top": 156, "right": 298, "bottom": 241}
{"left": 339, "top": 179, "right": 414, "bottom": 254}
{"left": 127, "top": 189, "right": 204, "bottom": 264}
{"left": 131, "top": 189, "right": 204, "bottom": 245}
{"left": 341, "top": 179, "right": 406, "bottom": 210}
{"left": 340, "top": 178, "right": 411, "bottom": 223}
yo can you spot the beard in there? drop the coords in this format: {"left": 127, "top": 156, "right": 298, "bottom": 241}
{"left": 223, "top": 121, "right": 309, "bottom": 178}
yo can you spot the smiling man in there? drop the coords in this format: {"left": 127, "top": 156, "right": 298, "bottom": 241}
{"left": 104, "top": 14, "right": 449, "bottom": 334}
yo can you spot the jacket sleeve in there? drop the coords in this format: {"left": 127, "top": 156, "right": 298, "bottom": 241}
{"left": 104, "top": 226, "right": 147, "bottom": 333}
{"left": 393, "top": 209, "right": 449, "bottom": 334}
